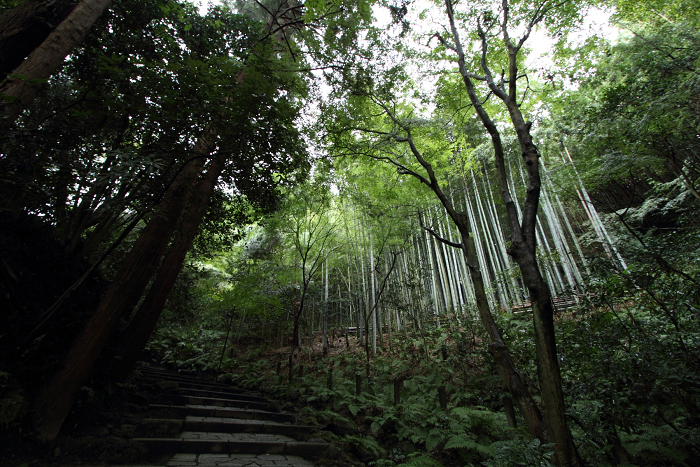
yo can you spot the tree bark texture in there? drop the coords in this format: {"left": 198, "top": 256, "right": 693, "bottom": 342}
{"left": 288, "top": 295, "right": 306, "bottom": 382}
{"left": 442, "top": 1, "right": 581, "bottom": 464}
{"left": 112, "top": 155, "right": 225, "bottom": 378}
{"left": 505, "top": 112, "right": 581, "bottom": 465}
{"left": 0, "top": 0, "right": 112, "bottom": 126}
{"left": 0, "top": 0, "right": 78, "bottom": 77}
{"left": 31, "top": 155, "right": 205, "bottom": 441}
{"left": 500, "top": 50, "right": 582, "bottom": 467}
{"left": 456, "top": 219, "right": 546, "bottom": 441}
{"left": 388, "top": 113, "right": 547, "bottom": 441}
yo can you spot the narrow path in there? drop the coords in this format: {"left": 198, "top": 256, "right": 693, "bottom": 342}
{"left": 107, "top": 365, "right": 333, "bottom": 467}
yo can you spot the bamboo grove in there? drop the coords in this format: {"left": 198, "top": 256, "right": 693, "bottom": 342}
{"left": 253, "top": 153, "right": 610, "bottom": 352}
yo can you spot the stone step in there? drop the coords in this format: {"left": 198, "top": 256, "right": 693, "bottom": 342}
{"left": 182, "top": 416, "right": 315, "bottom": 436}
{"left": 132, "top": 366, "right": 329, "bottom": 465}
{"left": 144, "top": 373, "right": 240, "bottom": 388}
{"left": 166, "top": 453, "right": 314, "bottom": 466}
{"left": 137, "top": 416, "right": 314, "bottom": 438}
{"left": 141, "top": 369, "right": 231, "bottom": 385}
{"left": 134, "top": 433, "right": 330, "bottom": 456}
{"left": 149, "top": 404, "right": 297, "bottom": 424}
{"left": 141, "top": 367, "right": 207, "bottom": 378}
{"left": 142, "top": 373, "right": 249, "bottom": 394}
{"left": 159, "top": 393, "right": 270, "bottom": 409}
{"left": 87, "top": 454, "right": 315, "bottom": 467}
{"left": 174, "top": 387, "right": 268, "bottom": 404}
{"left": 173, "top": 381, "right": 250, "bottom": 396}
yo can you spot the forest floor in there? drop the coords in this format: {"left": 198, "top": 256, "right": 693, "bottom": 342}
{"left": 0, "top": 348, "right": 366, "bottom": 467}
{"left": 0, "top": 331, "right": 464, "bottom": 467}
{"left": 231, "top": 331, "right": 471, "bottom": 467}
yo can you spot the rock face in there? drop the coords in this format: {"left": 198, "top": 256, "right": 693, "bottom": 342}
{"left": 130, "top": 365, "right": 334, "bottom": 466}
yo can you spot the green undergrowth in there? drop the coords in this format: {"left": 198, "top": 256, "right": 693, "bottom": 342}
{"left": 146, "top": 274, "right": 700, "bottom": 466}
{"left": 223, "top": 329, "right": 539, "bottom": 466}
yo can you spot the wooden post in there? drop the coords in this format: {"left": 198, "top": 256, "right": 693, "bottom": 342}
{"left": 276, "top": 360, "right": 282, "bottom": 375}
{"left": 438, "top": 385, "right": 448, "bottom": 411}
{"left": 355, "top": 374, "right": 362, "bottom": 396}
{"left": 217, "top": 311, "right": 235, "bottom": 371}
{"left": 393, "top": 378, "right": 401, "bottom": 406}
{"left": 504, "top": 395, "right": 517, "bottom": 428}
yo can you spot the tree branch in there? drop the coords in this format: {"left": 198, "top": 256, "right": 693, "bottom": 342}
{"left": 419, "top": 214, "right": 463, "bottom": 248}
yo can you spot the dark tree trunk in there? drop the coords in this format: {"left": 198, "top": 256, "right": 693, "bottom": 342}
{"left": 0, "top": 0, "right": 77, "bottom": 77}
{"left": 388, "top": 121, "right": 547, "bottom": 441}
{"left": 0, "top": 0, "right": 112, "bottom": 127}
{"left": 441, "top": 1, "right": 582, "bottom": 463}
{"left": 31, "top": 155, "right": 205, "bottom": 441}
{"left": 455, "top": 218, "right": 546, "bottom": 441}
{"left": 505, "top": 113, "right": 582, "bottom": 466}
{"left": 288, "top": 295, "right": 305, "bottom": 382}
{"left": 111, "top": 155, "right": 225, "bottom": 378}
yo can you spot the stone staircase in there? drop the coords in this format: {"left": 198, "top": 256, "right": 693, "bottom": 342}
{"left": 124, "top": 365, "right": 332, "bottom": 467}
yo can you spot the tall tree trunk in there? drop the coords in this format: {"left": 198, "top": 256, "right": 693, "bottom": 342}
{"left": 0, "top": 0, "right": 77, "bottom": 77}
{"left": 456, "top": 216, "right": 546, "bottom": 441}
{"left": 383, "top": 101, "right": 547, "bottom": 440}
{"left": 441, "top": 1, "right": 582, "bottom": 463}
{"left": 463, "top": 185, "right": 495, "bottom": 304}
{"left": 111, "top": 155, "right": 225, "bottom": 377}
{"left": 31, "top": 155, "right": 206, "bottom": 441}
{"left": 323, "top": 259, "right": 329, "bottom": 353}
{"left": 471, "top": 173, "right": 509, "bottom": 307}
{"left": 483, "top": 168, "right": 523, "bottom": 304}
{"left": 505, "top": 107, "right": 581, "bottom": 466}
{"left": 369, "top": 234, "right": 377, "bottom": 355}
{"left": 288, "top": 292, "right": 306, "bottom": 382}
{"left": 0, "top": 0, "right": 112, "bottom": 127}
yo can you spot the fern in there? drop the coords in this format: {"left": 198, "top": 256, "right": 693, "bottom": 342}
{"left": 425, "top": 428, "right": 445, "bottom": 452}
{"left": 401, "top": 453, "right": 445, "bottom": 467}
{"left": 451, "top": 406, "right": 508, "bottom": 436}
{"left": 484, "top": 437, "right": 554, "bottom": 467}
{"left": 369, "top": 459, "right": 398, "bottom": 467}
{"left": 345, "top": 434, "right": 385, "bottom": 457}
{"left": 406, "top": 425, "right": 429, "bottom": 444}
{"left": 312, "top": 408, "right": 357, "bottom": 429}
{"left": 444, "top": 433, "right": 477, "bottom": 450}
{"left": 347, "top": 403, "right": 360, "bottom": 417}
{"left": 621, "top": 424, "right": 692, "bottom": 465}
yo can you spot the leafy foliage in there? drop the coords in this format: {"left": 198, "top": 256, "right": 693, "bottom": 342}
{"left": 555, "top": 20, "right": 700, "bottom": 211}
{"left": 483, "top": 438, "right": 555, "bottom": 467}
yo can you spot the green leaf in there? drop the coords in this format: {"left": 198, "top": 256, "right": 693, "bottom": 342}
{"left": 425, "top": 428, "right": 444, "bottom": 452}
{"left": 444, "top": 434, "right": 477, "bottom": 450}
{"left": 402, "top": 454, "right": 444, "bottom": 467}
{"left": 348, "top": 404, "right": 360, "bottom": 417}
